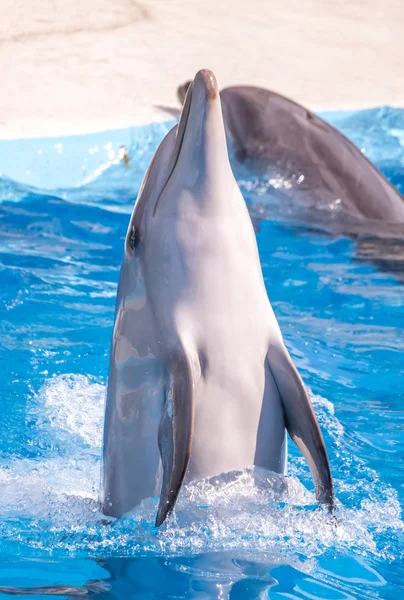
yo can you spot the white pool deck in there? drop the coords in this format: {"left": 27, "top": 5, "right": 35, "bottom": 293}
{"left": 0, "top": 0, "right": 403, "bottom": 139}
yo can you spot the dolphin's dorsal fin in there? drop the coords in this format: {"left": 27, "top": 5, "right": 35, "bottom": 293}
{"left": 266, "top": 344, "right": 335, "bottom": 511}
{"left": 155, "top": 347, "right": 196, "bottom": 526}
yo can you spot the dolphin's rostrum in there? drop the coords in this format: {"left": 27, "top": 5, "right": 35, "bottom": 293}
{"left": 101, "top": 69, "right": 335, "bottom": 526}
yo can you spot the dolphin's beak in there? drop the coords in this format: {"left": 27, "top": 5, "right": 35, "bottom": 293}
{"left": 172, "top": 69, "right": 220, "bottom": 173}
{"left": 154, "top": 70, "right": 223, "bottom": 215}
{"left": 192, "top": 69, "right": 219, "bottom": 101}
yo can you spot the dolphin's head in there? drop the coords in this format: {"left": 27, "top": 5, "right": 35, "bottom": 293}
{"left": 125, "top": 69, "right": 235, "bottom": 254}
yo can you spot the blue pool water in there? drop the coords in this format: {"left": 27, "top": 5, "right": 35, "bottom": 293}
{"left": 0, "top": 108, "right": 403, "bottom": 598}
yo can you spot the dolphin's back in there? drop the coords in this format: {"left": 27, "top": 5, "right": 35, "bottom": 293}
{"left": 220, "top": 86, "right": 404, "bottom": 222}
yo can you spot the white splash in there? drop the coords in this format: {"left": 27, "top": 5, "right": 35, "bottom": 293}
{"left": 0, "top": 374, "right": 402, "bottom": 564}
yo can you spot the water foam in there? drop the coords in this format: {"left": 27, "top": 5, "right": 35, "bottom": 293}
{"left": 0, "top": 374, "right": 402, "bottom": 564}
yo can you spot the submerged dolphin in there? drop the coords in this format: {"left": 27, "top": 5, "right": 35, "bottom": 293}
{"left": 102, "top": 69, "right": 334, "bottom": 526}
{"left": 177, "top": 82, "right": 404, "bottom": 231}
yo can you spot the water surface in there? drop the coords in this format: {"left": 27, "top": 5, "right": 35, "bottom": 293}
{"left": 0, "top": 108, "right": 403, "bottom": 598}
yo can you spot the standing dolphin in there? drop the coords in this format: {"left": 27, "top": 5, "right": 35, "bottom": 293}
{"left": 102, "top": 69, "right": 334, "bottom": 526}
{"left": 177, "top": 82, "right": 404, "bottom": 228}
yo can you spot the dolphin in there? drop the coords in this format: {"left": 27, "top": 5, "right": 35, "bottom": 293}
{"left": 177, "top": 81, "right": 404, "bottom": 231}
{"left": 102, "top": 69, "right": 334, "bottom": 526}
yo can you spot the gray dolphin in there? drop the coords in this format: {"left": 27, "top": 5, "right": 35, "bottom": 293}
{"left": 102, "top": 69, "right": 334, "bottom": 526}
{"left": 178, "top": 82, "right": 404, "bottom": 229}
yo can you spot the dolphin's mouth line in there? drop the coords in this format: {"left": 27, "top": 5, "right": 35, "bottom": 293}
{"left": 153, "top": 84, "right": 193, "bottom": 217}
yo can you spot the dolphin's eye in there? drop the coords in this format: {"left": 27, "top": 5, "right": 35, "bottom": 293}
{"left": 128, "top": 226, "right": 138, "bottom": 252}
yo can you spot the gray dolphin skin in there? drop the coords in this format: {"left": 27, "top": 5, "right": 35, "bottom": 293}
{"left": 178, "top": 81, "right": 404, "bottom": 229}
{"left": 102, "top": 69, "right": 334, "bottom": 526}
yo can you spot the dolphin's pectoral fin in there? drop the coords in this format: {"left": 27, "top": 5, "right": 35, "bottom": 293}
{"left": 266, "top": 344, "right": 335, "bottom": 511}
{"left": 155, "top": 349, "right": 195, "bottom": 526}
